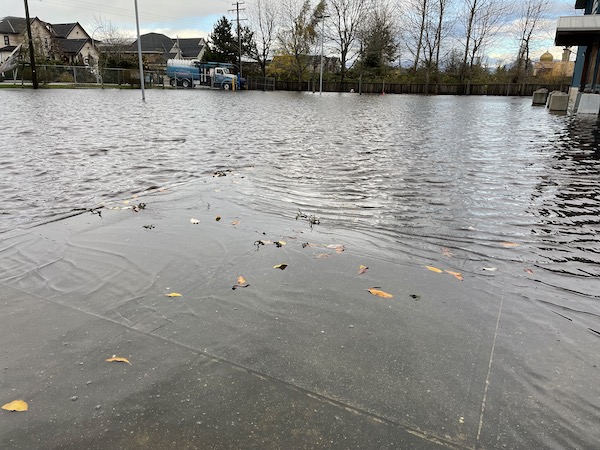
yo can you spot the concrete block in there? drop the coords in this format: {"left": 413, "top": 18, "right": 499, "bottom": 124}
{"left": 577, "top": 93, "right": 600, "bottom": 115}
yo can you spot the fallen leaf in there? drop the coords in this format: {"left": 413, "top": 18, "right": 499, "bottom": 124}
{"left": 501, "top": 242, "right": 520, "bottom": 248}
{"left": 426, "top": 266, "right": 443, "bottom": 273}
{"left": 445, "top": 270, "right": 464, "bottom": 281}
{"left": 274, "top": 241, "right": 286, "bottom": 248}
{"left": 105, "top": 357, "right": 131, "bottom": 365}
{"left": 358, "top": 265, "right": 369, "bottom": 275}
{"left": 524, "top": 268, "right": 533, "bottom": 274}
{"left": 273, "top": 264, "right": 288, "bottom": 270}
{"left": 314, "top": 253, "right": 330, "bottom": 259}
{"left": 482, "top": 267, "right": 497, "bottom": 272}
{"left": 237, "top": 276, "right": 247, "bottom": 284}
{"left": 165, "top": 292, "right": 182, "bottom": 297}
{"left": 122, "top": 200, "right": 130, "bottom": 205}
{"left": 326, "top": 244, "right": 345, "bottom": 253}
{"left": 1, "top": 400, "right": 28, "bottom": 412}
{"left": 231, "top": 220, "right": 241, "bottom": 226}
{"left": 215, "top": 216, "right": 221, "bottom": 221}
{"left": 441, "top": 247, "right": 453, "bottom": 257}
{"left": 190, "top": 218, "right": 200, "bottom": 224}
{"left": 368, "top": 288, "right": 393, "bottom": 298}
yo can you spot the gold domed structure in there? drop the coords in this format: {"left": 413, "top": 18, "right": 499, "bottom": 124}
{"left": 540, "top": 51, "right": 554, "bottom": 62}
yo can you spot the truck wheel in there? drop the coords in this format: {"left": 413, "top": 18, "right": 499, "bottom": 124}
{"left": 170, "top": 79, "right": 177, "bottom": 87}
{"left": 182, "top": 79, "right": 191, "bottom": 88}
{"left": 222, "top": 82, "right": 230, "bottom": 90}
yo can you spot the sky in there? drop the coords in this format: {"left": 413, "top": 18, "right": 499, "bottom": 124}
{"left": 4, "top": 0, "right": 229, "bottom": 40}
{"left": 3, "top": 0, "right": 581, "bottom": 65}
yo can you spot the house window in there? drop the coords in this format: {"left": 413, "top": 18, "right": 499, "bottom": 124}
{"left": 3, "top": 36, "right": 9, "bottom": 46}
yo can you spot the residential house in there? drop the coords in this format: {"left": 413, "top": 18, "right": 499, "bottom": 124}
{"left": 0, "top": 16, "right": 98, "bottom": 67}
{"left": 555, "top": 0, "right": 600, "bottom": 113}
{"left": 171, "top": 37, "right": 207, "bottom": 60}
{"left": 129, "top": 33, "right": 206, "bottom": 68}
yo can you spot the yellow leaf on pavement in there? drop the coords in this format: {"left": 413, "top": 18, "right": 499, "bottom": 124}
{"left": 2, "top": 400, "right": 28, "bottom": 412}
{"left": 445, "top": 270, "right": 464, "bottom": 281}
{"left": 368, "top": 288, "right": 393, "bottom": 298}
{"left": 106, "top": 356, "right": 131, "bottom": 365}
{"left": 273, "top": 264, "right": 288, "bottom": 270}
{"left": 166, "top": 292, "right": 182, "bottom": 297}
{"left": 237, "top": 276, "right": 247, "bottom": 284}
{"left": 501, "top": 242, "right": 520, "bottom": 248}
{"left": 426, "top": 266, "right": 443, "bottom": 273}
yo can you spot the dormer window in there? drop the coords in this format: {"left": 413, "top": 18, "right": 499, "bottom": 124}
{"left": 3, "top": 36, "right": 8, "bottom": 46}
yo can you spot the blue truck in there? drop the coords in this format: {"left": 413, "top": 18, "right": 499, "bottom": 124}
{"left": 166, "top": 59, "right": 245, "bottom": 90}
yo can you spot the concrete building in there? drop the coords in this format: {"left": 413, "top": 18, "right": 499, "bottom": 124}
{"left": 532, "top": 49, "right": 575, "bottom": 82}
{"left": 555, "top": 0, "right": 600, "bottom": 114}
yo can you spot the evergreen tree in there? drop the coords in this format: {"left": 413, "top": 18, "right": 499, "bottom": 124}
{"left": 205, "top": 16, "right": 237, "bottom": 65}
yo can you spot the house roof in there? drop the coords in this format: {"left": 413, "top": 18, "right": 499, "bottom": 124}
{"left": 51, "top": 23, "right": 78, "bottom": 38}
{"left": 175, "top": 38, "right": 206, "bottom": 58}
{"left": 133, "top": 32, "right": 174, "bottom": 53}
{"left": 0, "top": 16, "right": 28, "bottom": 34}
{"left": 0, "top": 45, "right": 18, "bottom": 53}
{"left": 55, "top": 38, "right": 87, "bottom": 54}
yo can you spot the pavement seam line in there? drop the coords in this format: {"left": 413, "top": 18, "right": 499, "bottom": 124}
{"left": 475, "top": 283, "right": 505, "bottom": 448}
{"left": 4, "top": 283, "right": 467, "bottom": 450}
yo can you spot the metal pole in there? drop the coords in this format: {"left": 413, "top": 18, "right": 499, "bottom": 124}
{"left": 23, "top": 0, "right": 38, "bottom": 89}
{"left": 237, "top": 3, "right": 242, "bottom": 77}
{"left": 134, "top": 0, "right": 146, "bottom": 101}
{"left": 319, "top": 16, "right": 325, "bottom": 95}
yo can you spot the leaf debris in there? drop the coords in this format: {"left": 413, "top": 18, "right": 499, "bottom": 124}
{"left": 1, "top": 400, "right": 28, "bottom": 412}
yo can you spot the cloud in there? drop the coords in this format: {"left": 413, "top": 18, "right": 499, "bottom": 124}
{"left": 5, "top": 0, "right": 228, "bottom": 38}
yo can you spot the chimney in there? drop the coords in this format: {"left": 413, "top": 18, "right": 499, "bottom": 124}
{"left": 562, "top": 47, "right": 571, "bottom": 62}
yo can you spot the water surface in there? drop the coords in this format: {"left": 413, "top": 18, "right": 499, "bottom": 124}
{"left": 1, "top": 88, "right": 600, "bottom": 447}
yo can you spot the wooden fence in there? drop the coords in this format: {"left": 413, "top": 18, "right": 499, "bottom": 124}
{"left": 271, "top": 80, "right": 568, "bottom": 96}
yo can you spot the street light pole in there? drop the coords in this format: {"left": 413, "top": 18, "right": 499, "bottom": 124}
{"left": 319, "top": 14, "right": 329, "bottom": 95}
{"left": 134, "top": 0, "right": 146, "bottom": 102}
{"left": 23, "top": 0, "right": 38, "bottom": 89}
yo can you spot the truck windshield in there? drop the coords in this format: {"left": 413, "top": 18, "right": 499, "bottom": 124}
{"left": 222, "top": 68, "right": 230, "bottom": 74}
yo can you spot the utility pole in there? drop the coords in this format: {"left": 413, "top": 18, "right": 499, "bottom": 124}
{"left": 229, "top": 2, "right": 245, "bottom": 77}
{"left": 23, "top": 0, "right": 38, "bottom": 89}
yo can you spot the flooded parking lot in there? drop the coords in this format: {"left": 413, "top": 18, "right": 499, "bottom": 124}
{"left": 1, "top": 89, "right": 599, "bottom": 448}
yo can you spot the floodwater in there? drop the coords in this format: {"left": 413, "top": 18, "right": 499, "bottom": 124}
{"left": 1, "top": 88, "right": 600, "bottom": 448}
{"left": 2, "top": 89, "right": 599, "bottom": 301}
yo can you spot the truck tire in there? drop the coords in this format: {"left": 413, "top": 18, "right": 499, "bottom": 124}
{"left": 222, "top": 82, "right": 230, "bottom": 90}
{"left": 182, "top": 79, "right": 191, "bottom": 88}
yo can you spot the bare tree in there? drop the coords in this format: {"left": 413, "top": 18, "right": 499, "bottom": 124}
{"left": 514, "top": 0, "right": 549, "bottom": 81}
{"left": 277, "top": 0, "right": 326, "bottom": 83}
{"left": 92, "top": 16, "right": 134, "bottom": 68}
{"left": 247, "top": 0, "right": 280, "bottom": 77}
{"left": 327, "top": 0, "right": 369, "bottom": 83}
{"left": 405, "top": 0, "right": 452, "bottom": 75}
{"left": 459, "top": 0, "right": 512, "bottom": 82}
